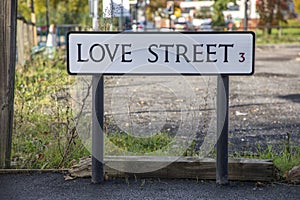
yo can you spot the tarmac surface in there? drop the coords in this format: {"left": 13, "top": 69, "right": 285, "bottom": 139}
{"left": 1, "top": 172, "right": 300, "bottom": 200}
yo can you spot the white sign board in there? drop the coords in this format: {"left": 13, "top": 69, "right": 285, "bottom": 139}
{"left": 67, "top": 32, "right": 255, "bottom": 75}
{"left": 103, "top": 0, "right": 130, "bottom": 18}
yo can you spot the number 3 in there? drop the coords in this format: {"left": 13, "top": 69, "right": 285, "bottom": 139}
{"left": 239, "top": 52, "right": 245, "bottom": 62}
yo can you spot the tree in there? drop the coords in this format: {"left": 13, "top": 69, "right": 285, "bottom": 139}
{"left": 256, "top": 0, "right": 289, "bottom": 35}
{"left": 212, "top": 0, "right": 235, "bottom": 29}
{"left": 32, "top": 0, "right": 90, "bottom": 26}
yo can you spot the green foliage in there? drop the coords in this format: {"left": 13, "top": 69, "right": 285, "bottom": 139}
{"left": 255, "top": 20, "right": 300, "bottom": 44}
{"left": 12, "top": 52, "right": 89, "bottom": 169}
{"left": 284, "top": 19, "right": 300, "bottom": 26}
{"left": 107, "top": 131, "right": 174, "bottom": 154}
{"left": 232, "top": 139, "right": 300, "bottom": 178}
{"left": 260, "top": 144, "right": 300, "bottom": 177}
{"left": 273, "top": 146, "right": 300, "bottom": 175}
{"left": 212, "top": 0, "right": 235, "bottom": 28}
{"left": 32, "top": 0, "right": 92, "bottom": 26}
{"left": 18, "top": 0, "right": 31, "bottom": 21}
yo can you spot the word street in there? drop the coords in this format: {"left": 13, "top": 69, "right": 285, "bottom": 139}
{"left": 68, "top": 32, "right": 254, "bottom": 75}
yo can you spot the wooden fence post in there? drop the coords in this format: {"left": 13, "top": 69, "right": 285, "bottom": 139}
{"left": 24, "top": 23, "right": 30, "bottom": 61}
{"left": 16, "top": 19, "right": 24, "bottom": 66}
{"left": 0, "top": 0, "right": 17, "bottom": 168}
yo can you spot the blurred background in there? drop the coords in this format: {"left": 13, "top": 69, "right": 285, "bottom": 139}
{"left": 17, "top": 0, "right": 300, "bottom": 50}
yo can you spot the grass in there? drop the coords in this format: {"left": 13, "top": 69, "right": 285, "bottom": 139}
{"left": 12, "top": 51, "right": 89, "bottom": 169}
{"left": 258, "top": 144, "right": 300, "bottom": 175}
{"left": 231, "top": 138, "right": 300, "bottom": 178}
{"left": 107, "top": 131, "right": 174, "bottom": 154}
{"left": 255, "top": 19, "right": 300, "bottom": 44}
{"left": 273, "top": 149, "right": 300, "bottom": 175}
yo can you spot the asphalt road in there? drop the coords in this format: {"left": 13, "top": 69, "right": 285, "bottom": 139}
{"left": 1, "top": 172, "right": 300, "bottom": 200}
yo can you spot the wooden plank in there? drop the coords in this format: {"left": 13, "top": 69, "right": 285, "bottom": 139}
{"left": 68, "top": 156, "right": 276, "bottom": 182}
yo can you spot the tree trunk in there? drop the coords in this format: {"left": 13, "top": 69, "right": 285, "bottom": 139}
{"left": 0, "top": 0, "right": 17, "bottom": 168}
{"left": 267, "top": 9, "right": 274, "bottom": 35}
{"left": 267, "top": 27, "right": 272, "bottom": 35}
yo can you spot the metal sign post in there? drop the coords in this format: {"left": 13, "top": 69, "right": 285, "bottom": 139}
{"left": 90, "top": 0, "right": 104, "bottom": 184}
{"left": 216, "top": 75, "right": 229, "bottom": 185}
{"left": 92, "top": 75, "right": 104, "bottom": 183}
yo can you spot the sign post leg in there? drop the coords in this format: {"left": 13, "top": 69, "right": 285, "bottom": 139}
{"left": 92, "top": 75, "right": 104, "bottom": 183}
{"left": 216, "top": 75, "right": 229, "bottom": 185}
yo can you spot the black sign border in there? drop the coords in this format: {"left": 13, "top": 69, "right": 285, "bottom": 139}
{"left": 67, "top": 31, "right": 255, "bottom": 76}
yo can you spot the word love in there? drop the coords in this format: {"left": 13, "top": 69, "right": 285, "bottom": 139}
{"left": 76, "top": 43, "right": 240, "bottom": 64}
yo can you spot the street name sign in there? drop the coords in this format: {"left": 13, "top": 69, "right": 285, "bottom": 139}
{"left": 67, "top": 32, "right": 255, "bottom": 75}
{"left": 67, "top": 31, "right": 255, "bottom": 184}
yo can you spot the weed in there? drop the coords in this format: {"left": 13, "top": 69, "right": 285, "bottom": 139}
{"left": 140, "top": 179, "right": 146, "bottom": 187}
{"left": 231, "top": 134, "right": 300, "bottom": 177}
{"left": 273, "top": 146, "right": 300, "bottom": 175}
{"left": 12, "top": 53, "right": 89, "bottom": 169}
{"left": 125, "top": 176, "right": 130, "bottom": 186}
